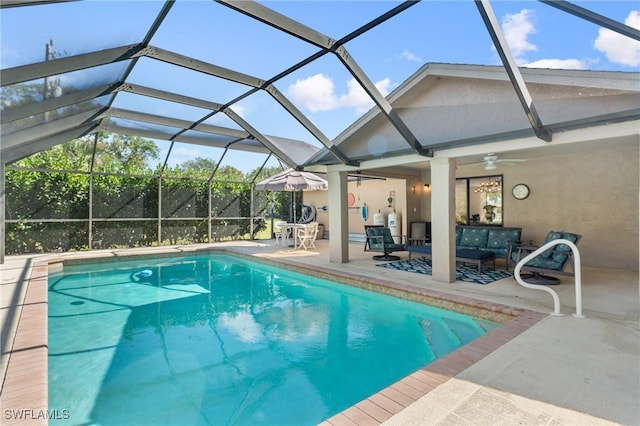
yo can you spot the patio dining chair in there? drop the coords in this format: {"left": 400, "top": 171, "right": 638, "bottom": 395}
{"left": 274, "top": 221, "right": 287, "bottom": 246}
{"left": 295, "top": 222, "right": 319, "bottom": 250}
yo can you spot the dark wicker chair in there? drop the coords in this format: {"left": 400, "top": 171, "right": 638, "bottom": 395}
{"left": 364, "top": 225, "right": 407, "bottom": 261}
{"left": 509, "top": 231, "right": 582, "bottom": 285}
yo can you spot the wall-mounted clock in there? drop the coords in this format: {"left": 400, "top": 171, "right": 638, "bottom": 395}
{"left": 512, "top": 184, "right": 530, "bottom": 200}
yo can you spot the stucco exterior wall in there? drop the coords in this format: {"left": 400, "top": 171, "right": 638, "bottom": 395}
{"left": 490, "top": 141, "right": 637, "bottom": 271}
{"left": 304, "top": 178, "right": 410, "bottom": 237}
{"left": 304, "top": 140, "right": 639, "bottom": 271}
{"left": 454, "top": 140, "right": 639, "bottom": 271}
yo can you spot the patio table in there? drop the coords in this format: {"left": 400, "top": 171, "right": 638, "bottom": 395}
{"left": 283, "top": 223, "right": 306, "bottom": 248}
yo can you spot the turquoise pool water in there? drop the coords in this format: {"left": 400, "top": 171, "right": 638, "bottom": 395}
{"left": 48, "top": 253, "right": 498, "bottom": 425}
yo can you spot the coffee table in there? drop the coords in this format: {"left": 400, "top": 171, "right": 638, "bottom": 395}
{"left": 455, "top": 248, "right": 496, "bottom": 272}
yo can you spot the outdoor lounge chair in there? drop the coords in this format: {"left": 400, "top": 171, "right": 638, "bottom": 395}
{"left": 364, "top": 225, "right": 407, "bottom": 261}
{"left": 508, "top": 231, "right": 582, "bottom": 285}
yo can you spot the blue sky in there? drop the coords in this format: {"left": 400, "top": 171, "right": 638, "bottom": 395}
{"left": 2, "top": 1, "right": 639, "bottom": 172}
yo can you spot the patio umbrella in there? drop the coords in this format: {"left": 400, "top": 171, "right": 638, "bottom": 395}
{"left": 255, "top": 168, "right": 328, "bottom": 223}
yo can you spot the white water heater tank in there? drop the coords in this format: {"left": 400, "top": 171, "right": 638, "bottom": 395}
{"left": 387, "top": 212, "right": 401, "bottom": 243}
{"left": 373, "top": 211, "right": 386, "bottom": 226}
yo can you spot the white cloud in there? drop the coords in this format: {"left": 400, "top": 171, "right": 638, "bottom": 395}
{"left": 401, "top": 50, "right": 423, "bottom": 62}
{"left": 521, "top": 58, "right": 587, "bottom": 70}
{"left": 286, "top": 74, "right": 394, "bottom": 115}
{"left": 170, "top": 145, "right": 201, "bottom": 164}
{"left": 501, "top": 9, "right": 538, "bottom": 57}
{"left": 287, "top": 73, "right": 338, "bottom": 112}
{"left": 228, "top": 105, "right": 247, "bottom": 119}
{"left": 500, "top": 9, "right": 587, "bottom": 69}
{"left": 594, "top": 10, "right": 640, "bottom": 67}
{"left": 219, "top": 311, "right": 263, "bottom": 343}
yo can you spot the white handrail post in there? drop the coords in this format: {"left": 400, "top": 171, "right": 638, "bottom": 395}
{"left": 513, "top": 239, "right": 584, "bottom": 318}
{"left": 570, "top": 242, "right": 585, "bottom": 318}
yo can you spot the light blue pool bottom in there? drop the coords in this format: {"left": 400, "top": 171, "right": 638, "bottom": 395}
{"left": 49, "top": 253, "right": 499, "bottom": 425}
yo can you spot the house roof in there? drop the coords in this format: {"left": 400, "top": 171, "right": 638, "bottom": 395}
{"left": 304, "top": 63, "right": 640, "bottom": 167}
{"left": 1, "top": 1, "right": 639, "bottom": 175}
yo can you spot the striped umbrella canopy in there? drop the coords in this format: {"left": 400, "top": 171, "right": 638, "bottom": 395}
{"left": 256, "top": 168, "right": 327, "bottom": 224}
{"left": 255, "top": 168, "right": 328, "bottom": 192}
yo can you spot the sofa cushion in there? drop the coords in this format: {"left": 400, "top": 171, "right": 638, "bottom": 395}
{"left": 521, "top": 256, "right": 562, "bottom": 271}
{"left": 459, "top": 228, "right": 489, "bottom": 248}
{"left": 510, "top": 232, "right": 579, "bottom": 271}
{"left": 366, "top": 227, "right": 384, "bottom": 249}
{"left": 551, "top": 232, "right": 579, "bottom": 264}
{"left": 541, "top": 231, "right": 564, "bottom": 259}
{"left": 455, "top": 227, "right": 463, "bottom": 245}
{"left": 488, "top": 228, "right": 521, "bottom": 250}
{"left": 368, "top": 227, "right": 404, "bottom": 250}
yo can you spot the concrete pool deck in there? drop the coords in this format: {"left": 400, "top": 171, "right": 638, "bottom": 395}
{"left": 1, "top": 239, "right": 638, "bottom": 425}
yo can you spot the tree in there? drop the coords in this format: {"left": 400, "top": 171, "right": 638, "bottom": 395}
{"left": 93, "top": 133, "right": 160, "bottom": 174}
{"left": 5, "top": 132, "right": 281, "bottom": 254}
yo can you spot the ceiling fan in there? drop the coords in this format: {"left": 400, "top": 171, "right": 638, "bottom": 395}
{"left": 480, "top": 153, "right": 527, "bottom": 170}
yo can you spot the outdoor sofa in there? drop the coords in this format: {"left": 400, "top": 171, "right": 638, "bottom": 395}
{"left": 408, "top": 226, "right": 523, "bottom": 270}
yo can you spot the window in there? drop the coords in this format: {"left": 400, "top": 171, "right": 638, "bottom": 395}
{"left": 456, "top": 175, "right": 503, "bottom": 226}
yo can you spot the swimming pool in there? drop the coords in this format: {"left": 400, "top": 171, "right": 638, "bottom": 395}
{"left": 48, "top": 253, "right": 499, "bottom": 425}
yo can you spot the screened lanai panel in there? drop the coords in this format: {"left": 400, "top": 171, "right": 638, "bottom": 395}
{"left": 152, "top": 0, "right": 320, "bottom": 79}
{"left": 273, "top": 53, "right": 378, "bottom": 141}
{"left": 176, "top": 130, "right": 249, "bottom": 150}
{"left": 92, "top": 175, "right": 157, "bottom": 219}
{"left": 211, "top": 181, "right": 250, "bottom": 217}
{"left": 213, "top": 149, "right": 274, "bottom": 181}
{"left": 161, "top": 179, "right": 208, "bottom": 218}
{"left": 5, "top": 170, "right": 89, "bottom": 220}
{"left": 2, "top": 96, "right": 110, "bottom": 137}
{"left": 487, "top": 1, "right": 640, "bottom": 126}
{"left": 263, "top": 1, "right": 406, "bottom": 40}
{"left": 211, "top": 219, "right": 250, "bottom": 242}
{"left": 344, "top": 1, "right": 493, "bottom": 86}
{"left": 139, "top": 137, "right": 172, "bottom": 173}
{"left": 110, "top": 91, "right": 212, "bottom": 123}
{"left": 163, "top": 142, "right": 227, "bottom": 179}
{"left": 489, "top": 0, "right": 636, "bottom": 73}
{"left": 105, "top": 117, "right": 183, "bottom": 144}
{"left": 92, "top": 221, "right": 157, "bottom": 250}
{"left": 529, "top": 86, "right": 640, "bottom": 127}
{"left": 2, "top": 107, "right": 103, "bottom": 152}
{"left": 201, "top": 113, "right": 245, "bottom": 131}
{"left": 9, "top": 137, "right": 95, "bottom": 172}
{"left": 250, "top": 154, "right": 284, "bottom": 182}
{"left": 322, "top": 110, "right": 414, "bottom": 162}
{"left": 231, "top": 89, "right": 322, "bottom": 149}
{"left": 161, "top": 220, "right": 208, "bottom": 245}
{"left": 0, "top": 1, "right": 162, "bottom": 68}
{"left": 6, "top": 222, "right": 89, "bottom": 254}
{"left": 123, "top": 57, "right": 252, "bottom": 109}
{"left": 0, "top": 63, "right": 127, "bottom": 122}
{"left": 569, "top": 0, "right": 639, "bottom": 22}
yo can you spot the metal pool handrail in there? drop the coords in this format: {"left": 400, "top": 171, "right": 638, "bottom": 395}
{"left": 514, "top": 239, "right": 584, "bottom": 318}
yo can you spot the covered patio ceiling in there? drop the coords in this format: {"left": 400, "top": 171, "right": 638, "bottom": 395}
{"left": 1, "top": 0, "right": 639, "bottom": 175}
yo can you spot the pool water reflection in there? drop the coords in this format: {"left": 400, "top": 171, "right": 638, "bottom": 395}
{"left": 48, "top": 254, "right": 498, "bottom": 425}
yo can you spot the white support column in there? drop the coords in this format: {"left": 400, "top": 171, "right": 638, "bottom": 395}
{"left": 0, "top": 162, "right": 4, "bottom": 264}
{"left": 430, "top": 158, "right": 456, "bottom": 282}
{"left": 327, "top": 170, "right": 349, "bottom": 263}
